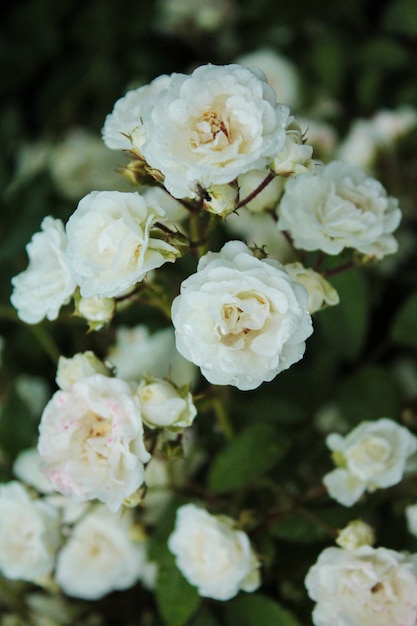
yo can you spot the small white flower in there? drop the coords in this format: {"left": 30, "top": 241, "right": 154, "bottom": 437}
{"left": 235, "top": 48, "right": 300, "bottom": 109}
{"left": 49, "top": 127, "right": 131, "bottom": 200}
{"left": 11, "top": 217, "right": 76, "bottom": 324}
{"left": 66, "top": 190, "right": 180, "bottom": 298}
{"left": 323, "top": 418, "right": 417, "bottom": 506}
{"left": 272, "top": 117, "right": 314, "bottom": 176}
{"left": 56, "top": 351, "right": 113, "bottom": 391}
{"left": 336, "top": 520, "right": 375, "bottom": 551}
{"left": 237, "top": 168, "right": 284, "bottom": 213}
{"left": 55, "top": 505, "right": 147, "bottom": 599}
{"left": 102, "top": 75, "right": 174, "bottom": 152}
{"left": 141, "top": 63, "right": 290, "bottom": 199}
{"left": 137, "top": 377, "right": 196, "bottom": 430}
{"left": 305, "top": 545, "right": 417, "bottom": 626}
{"left": 284, "top": 262, "right": 339, "bottom": 314}
{"left": 277, "top": 160, "right": 402, "bottom": 259}
{"left": 38, "top": 374, "right": 151, "bottom": 512}
{"left": 107, "top": 324, "right": 198, "bottom": 388}
{"left": 203, "top": 183, "right": 238, "bottom": 218}
{"left": 171, "top": 240, "right": 313, "bottom": 391}
{"left": 406, "top": 503, "right": 417, "bottom": 537}
{"left": 0, "top": 481, "right": 61, "bottom": 582}
{"left": 168, "top": 504, "right": 260, "bottom": 601}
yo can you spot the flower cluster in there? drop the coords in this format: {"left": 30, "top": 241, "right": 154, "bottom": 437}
{"left": 6, "top": 57, "right": 412, "bottom": 626}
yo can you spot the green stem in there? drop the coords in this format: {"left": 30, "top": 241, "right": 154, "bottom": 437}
{"left": 30, "top": 325, "right": 60, "bottom": 364}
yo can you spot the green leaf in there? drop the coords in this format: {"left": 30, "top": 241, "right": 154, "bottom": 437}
{"left": 336, "top": 365, "right": 400, "bottom": 426}
{"left": 155, "top": 550, "right": 200, "bottom": 626}
{"left": 391, "top": 291, "right": 417, "bottom": 348}
{"left": 316, "top": 268, "right": 369, "bottom": 361}
{"left": 188, "top": 606, "right": 219, "bottom": 626}
{"left": 382, "top": 0, "right": 417, "bottom": 37}
{"left": 208, "top": 423, "right": 289, "bottom": 493}
{"left": 270, "top": 512, "right": 326, "bottom": 544}
{"left": 224, "top": 594, "right": 301, "bottom": 626}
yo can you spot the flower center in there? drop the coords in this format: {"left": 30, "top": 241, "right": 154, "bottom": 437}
{"left": 190, "top": 110, "right": 231, "bottom": 151}
{"left": 217, "top": 291, "right": 270, "bottom": 348}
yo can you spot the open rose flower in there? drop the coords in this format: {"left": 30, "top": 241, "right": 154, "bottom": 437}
{"left": 323, "top": 418, "right": 417, "bottom": 506}
{"left": 141, "top": 63, "right": 290, "bottom": 199}
{"left": 168, "top": 504, "right": 260, "bottom": 600}
{"left": 277, "top": 160, "right": 401, "bottom": 259}
{"left": 11, "top": 216, "right": 76, "bottom": 324}
{"left": 171, "top": 240, "right": 313, "bottom": 391}
{"left": 38, "top": 374, "right": 150, "bottom": 512}
{"left": 0, "top": 481, "right": 61, "bottom": 582}
{"left": 305, "top": 545, "right": 417, "bottom": 626}
{"left": 65, "top": 190, "right": 180, "bottom": 298}
{"left": 55, "top": 505, "right": 150, "bottom": 599}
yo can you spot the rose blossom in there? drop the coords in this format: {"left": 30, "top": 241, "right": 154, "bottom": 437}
{"left": 11, "top": 216, "right": 76, "bottom": 324}
{"left": 171, "top": 240, "right": 313, "bottom": 391}
{"left": 55, "top": 505, "right": 149, "bottom": 599}
{"left": 305, "top": 545, "right": 417, "bottom": 626}
{"left": 323, "top": 418, "right": 417, "bottom": 506}
{"left": 0, "top": 481, "right": 61, "bottom": 582}
{"left": 277, "top": 160, "right": 402, "bottom": 259}
{"left": 38, "top": 373, "right": 151, "bottom": 512}
{"left": 168, "top": 504, "right": 260, "bottom": 600}
{"left": 141, "top": 63, "right": 290, "bottom": 199}
{"left": 65, "top": 190, "right": 180, "bottom": 298}
{"left": 107, "top": 324, "right": 198, "bottom": 388}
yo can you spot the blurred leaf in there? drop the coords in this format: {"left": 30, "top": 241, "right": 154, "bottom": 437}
{"left": 382, "top": 0, "right": 417, "bottom": 37}
{"left": 336, "top": 365, "right": 400, "bottom": 425}
{"left": 224, "top": 594, "right": 301, "bottom": 626}
{"left": 155, "top": 550, "right": 200, "bottom": 626}
{"left": 208, "top": 423, "right": 289, "bottom": 493}
{"left": 270, "top": 512, "right": 327, "bottom": 543}
{"left": 188, "top": 606, "right": 219, "bottom": 626}
{"left": 309, "top": 34, "right": 347, "bottom": 96}
{"left": 316, "top": 268, "right": 369, "bottom": 361}
{"left": 0, "top": 390, "right": 37, "bottom": 459}
{"left": 391, "top": 290, "right": 417, "bottom": 348}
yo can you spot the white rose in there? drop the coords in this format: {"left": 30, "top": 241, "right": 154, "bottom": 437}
{"left": 235, "top": 48, "right": 300, "bottom": 109}
{"left": 237, "top": 168, "right": 284, "bottom": 213}
{"left": 65, "top": 190, "right": 180, "bottom": 298}
{"left": 38, "top": 374, "right": 151, "bottom": 512}
{"left": 49, "top": 127, "right": 131, "bottom": 200}
{"left": 11, "top": 216, "right": 76, "bottom": 324}
{"left": 305, "top": 545, "right": 417, "bottom": 626}
{"left": 102, "top": 74, "right": 174, "bottom": 152}
{"left": 284, "top": 262, "right": 339, "bottom": 314}
{"left": 56, "top": 351, "right": 113, "bottom": 391}
{"left": 141, "top": 63, "right": 290, "bottom": 199}
{"left": 168, "top": 503, "right": 260, "bottom": 601}
{"left": 406, "top": 504, "right": 417, "bottom": 537}
{"left": 0, "top": 481, "right": 61, "bottom": 582}
{"left": 55, "top": 505, "right": 146, "bottom": 599}
{"left": 171, "top": 240, "right": 313, "bottom": 391}
{"left": 202, "top": 183, "right": 238, "bottom": 218}
{"left": 108, "top": 324, "right": 198, "bottom": 388}
{"left": 323, "top": 418, "right": 417, "bottom": 507}
{"left": 277, "top": 160, "right": 402, "bottom": 258}
{"left": 137, "top": 377, "right": 196, "bottom": 429}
